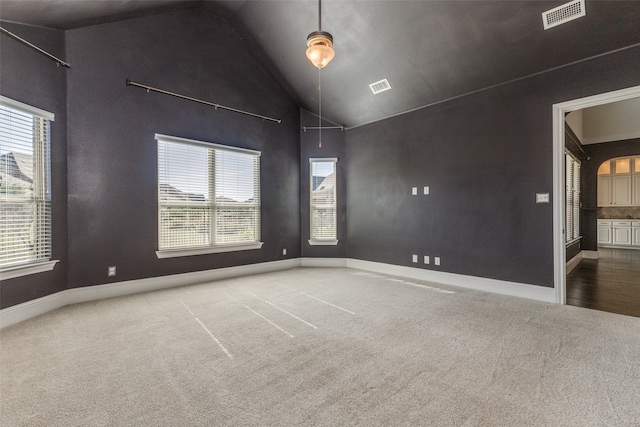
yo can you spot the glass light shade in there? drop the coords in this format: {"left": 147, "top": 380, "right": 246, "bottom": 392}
{"left": 615, "top": 158, "right": 630, "bottom": 173}
{"left": 306, "top": 33, "right": 335, "bottom": 69}
{"left": 597, "top": 161, "right": 611, "bottom": 175}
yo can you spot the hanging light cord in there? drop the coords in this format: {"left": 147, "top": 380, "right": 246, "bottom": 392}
{"left": 318, "top": 67, "right": 322, "bottom": 147}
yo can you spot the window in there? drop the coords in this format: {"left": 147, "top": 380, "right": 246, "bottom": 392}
{"left": 156, "top": 134, "right": 262, "bottom": 258}
{"left": 309, "top": 158, "right": 338, "bottom": 245}
{"left": 0, "top": 96, "right": 56, "bottom": 277}
{"left": 565, "top": 152, "right": 580, "bottom": 243}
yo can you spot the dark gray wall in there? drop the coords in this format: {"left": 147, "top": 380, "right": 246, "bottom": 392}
{"left": 581, "top": 138, "right": 640, "bottom": 250}
{"left": 300, "top": 110, "right": 347, "bottom": 258}
{"left": 0, "top": 22, "right": 68, "bottom": 308}
{"left": 346, "top": 45, "right": 640, "bottom": 288}
{"left": 64, "top": 9, "right": 301, "bottom": 289}
{"left": 1, "top": 9, "right": 301, "bottom": 309}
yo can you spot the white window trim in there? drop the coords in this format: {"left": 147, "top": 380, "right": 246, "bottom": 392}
{"left": 309, "top": 157, "right": 339, "bottom": 245}
{"left": 156, "top": 242, "right": 264, "bottom": 259}
{"left": 155, "top": 133, "right": 260, "bottom": 156}
{"left": 308, "top": 239, "right": 339, "bottom": 246}
{"left": 0, "top": 96, "right": 58, "bottom": 277}
{"left": 0, "top": 260, "right": 58, "bottom": 280}
{"left": 0, "top": 95, "right": 55, "bottom": 122}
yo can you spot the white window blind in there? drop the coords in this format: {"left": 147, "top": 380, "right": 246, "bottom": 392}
{"left": 310, "top": 158, "right": 337, "bottom": 243}
{"left": 565, "top": 152, "right": 580, "bottom": 243}
{"left": 157, "top": 134, "right": 260, "bottom": 252}
{"left": 0, "top": 97, "right": 53, "bottom": 268}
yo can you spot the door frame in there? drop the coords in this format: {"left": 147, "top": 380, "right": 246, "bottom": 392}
{"left": 553, "top": 85, "right": 640, "bottom": 304}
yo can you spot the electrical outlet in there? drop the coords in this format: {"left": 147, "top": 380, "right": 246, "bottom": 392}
{"left": 412, "top": 187, "right": 418, "bottom": 196}
{"left": 434, "top": 257, "right": 440, "bottom": 266}
{"left": 412, "top": 254, "right": 418, "bottom": 263}
{"left": 108, "top": 266, "right": 116, "bottom": 277}
{"left": 424, "top": 186, "right": 429, "bottom": 195}
{"left": 424, "top": 256, "right": 430, "bottom": 264}
{"left": 282, "top": 248, "right": 287, "bottom": 255}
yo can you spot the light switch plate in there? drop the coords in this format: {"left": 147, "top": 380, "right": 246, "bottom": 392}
{"left": 536, "top": 193, "right": 550, "bottom": 203}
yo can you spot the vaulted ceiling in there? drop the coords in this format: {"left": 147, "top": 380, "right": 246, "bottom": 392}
{"left": 1, "top": 1, "right": 639, "bottom": 128}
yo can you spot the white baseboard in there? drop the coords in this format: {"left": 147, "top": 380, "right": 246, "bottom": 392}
{"left": 0, "top": 258, "right": 301, "bottom": 329}
{"left": 566, "top": 252, "right": 583, "bottom": 274}
{"left": 346, "top": 258, "right": 556, "bottom": 303}
{"left": 0, "top": 292, "right": 67, "bottom": 329}
{"left": 565, "top": 250, "right": 599, "bottom": 275}
{"left": 301, "top": 257, "right": 347, "bottom": 268}
{"left": 582, "top": 250, "right": 599, "bottom": 259}
{"left": 1, "top": 256, "right": 559, "bottom": 329}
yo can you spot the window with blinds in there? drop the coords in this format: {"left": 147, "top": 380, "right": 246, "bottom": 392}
{"left": 0, "top": 97, "right": 53, "bottom": 268}
{"left": 309, "top": 158, "right": 338, "bottom": 244}
{"left": 156, "top": 134, "right": 261, "bottom": 254}
{"left": 565, "top": 152, "right": 581, "bottom": 243}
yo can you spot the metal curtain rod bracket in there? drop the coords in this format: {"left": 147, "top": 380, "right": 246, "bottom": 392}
{"left": 126, "top": 79, "right": 281, "bottom": 124}
{"left": 303, "top": 126, "right": 344, "bottom": 132}
{"left": 0, "top": 26, "right": 71, "bottom": 68}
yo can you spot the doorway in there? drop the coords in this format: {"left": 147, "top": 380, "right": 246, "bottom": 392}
{"left": 553, "top": 84, "right": 640, "bottom": 306}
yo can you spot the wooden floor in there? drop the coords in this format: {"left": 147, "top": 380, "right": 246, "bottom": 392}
{"left": 567, "top": 248, "right": 640, "bottom": 318}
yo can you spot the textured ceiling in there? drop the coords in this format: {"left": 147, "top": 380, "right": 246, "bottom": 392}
{"left": 1, "top": 0, "right": 640, "bottom": 128}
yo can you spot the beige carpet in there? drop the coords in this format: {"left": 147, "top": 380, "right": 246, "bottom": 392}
{"left": 1, "top": 268, "right": 639, "bottom": 426}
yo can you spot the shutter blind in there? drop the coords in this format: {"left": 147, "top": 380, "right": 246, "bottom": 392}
{"left": 565, "top": 153, "right": 580, "bottom": 242}
{"left": 310, "top": 159, "right": 337, "bottom": 240}
{"left": 214, "top": 150, "right": 260, "bottom": 244}
{"left": 157, "top": 136, "right": 260, "bottom": 250}
{"left": 0, "top": 103, "right": 52, "bottom": 267}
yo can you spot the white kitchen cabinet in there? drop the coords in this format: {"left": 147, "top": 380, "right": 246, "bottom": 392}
{"left": 633, "top": 221, "right": 640, "bottom": 246}
{"left": 634, "top": 175, "right": 640, "bottom": 205}
{"left": 597, "top": 220, "right": 613, "bottom": 245}
{"left": 612, "top": 221, "right": 632, "bottom": 246}
{"left": 612, "top": 176, "right": 632, "bottom": 205}
{"left": 597, "top": 156, "right": 640, "bottom": 206}
{"left": 597, "top": 176, "right": 612, "bottom": 206}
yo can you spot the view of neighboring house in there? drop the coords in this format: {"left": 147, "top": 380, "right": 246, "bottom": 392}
{"left": 311, "top": 172, "right": 335, "bottom": 206}
{"left": 158, "top": 183, "right": 205, "bottom": 202}
{"left": 0, "top": 152, "right": 33, "bottom": 195}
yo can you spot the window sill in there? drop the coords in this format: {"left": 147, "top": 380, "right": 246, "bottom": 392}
{"left": 308, "top": 239, "right": 339, "bottom": 246}
{"left": 156, "top": 242, "right": 264, "bottom": 259}
{"left": 0, "top": 260, "right": 59, "bottom": 280}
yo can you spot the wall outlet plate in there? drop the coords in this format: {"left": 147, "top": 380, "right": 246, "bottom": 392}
{"left": 412, "top": 187, "right": 418, "bottom": 195}
{"left": 434, "top": 257, "right": 440, "bottom": 266}
{"left": 536, "top": 193, "right": 550, "bottom": 203}
{"left": 412, "top": 254, "right": 418, "bottom": 263}
{"left": 108, "top": 266, "right": 116, "bottom": 277}
{"left": 424, "top": 256, "right": 430, "bottom": 264}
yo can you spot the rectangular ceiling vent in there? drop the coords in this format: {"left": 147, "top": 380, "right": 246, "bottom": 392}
{"left": 542, "top": 0, "right": 585, "bottom": 30}
{"left": 369, "top": 78, "right": 391, "bottom": 95}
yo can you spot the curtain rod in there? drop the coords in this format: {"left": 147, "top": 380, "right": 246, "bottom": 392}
{"left": 126, "top": 79, "right": 281, "bottom": 124}
{"left": 0, "top": 26, "right": 70, "bottom": 68}
{"left": 303, "top": 126, "right": 344, "bottom": 131}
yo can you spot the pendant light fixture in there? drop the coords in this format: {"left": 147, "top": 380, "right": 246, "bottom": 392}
{"left": 306, "top": 0, "right": 335, "bottom": 69}
{"left": 306, "top": 0, "right": 334, "bottom": 147}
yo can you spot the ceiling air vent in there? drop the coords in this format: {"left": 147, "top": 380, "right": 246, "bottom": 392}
{"left": 542, "top": 0, "right": 585, "bottom": 30}
{"left": 369, "top": 78, "right": 391, "bottom": 95}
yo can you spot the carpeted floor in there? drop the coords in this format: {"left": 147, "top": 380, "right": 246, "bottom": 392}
{"left": 1, "top": 268, "right": 639, "bottom": 426}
